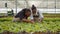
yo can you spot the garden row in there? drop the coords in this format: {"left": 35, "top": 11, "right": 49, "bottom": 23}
{"left": 0, "top": 17, "right": 60, "bottom": 34}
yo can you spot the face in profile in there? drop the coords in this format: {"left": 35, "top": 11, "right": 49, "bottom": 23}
{"left": 32, "top": 9, "right": 37, "bottom": 14}
{"left": 25, "top": 11, "right": 31, "bottom": 17}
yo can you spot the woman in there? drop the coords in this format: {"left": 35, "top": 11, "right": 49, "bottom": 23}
{"left": 13, "top": 8, "right": 34, "bottom": 23}
{"left": 30, "top": 5, "right": 44, "bottom": 22}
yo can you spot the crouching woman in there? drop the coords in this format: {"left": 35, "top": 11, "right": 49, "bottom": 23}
{"left": 12, "top": 8, "right": 34, "bottom": 23}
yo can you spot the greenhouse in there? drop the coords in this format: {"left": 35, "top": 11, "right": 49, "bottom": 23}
{"left": 0, "top": 0, "right": 60, "bottom": 34}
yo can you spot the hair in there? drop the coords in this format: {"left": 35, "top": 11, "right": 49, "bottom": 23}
{"left": 31, "top": 5, "right": 36, "bottom": 10}
{"left": 21, "top": 8, "right": 31, "bottom": 15}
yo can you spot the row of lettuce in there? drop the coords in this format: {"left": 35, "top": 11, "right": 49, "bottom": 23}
{"left": 0, "top": 17, "right": 60, "bottom": 33}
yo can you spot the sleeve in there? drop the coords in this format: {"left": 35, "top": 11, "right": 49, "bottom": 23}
{"left": 19, "top": 14, "right": 24, "bottom": 20}
{"left": 38, "top": 10, "right": 44, "bottom": 19}
{"left": 18, "top": 11, "right": 25, "bottom": 20}
{"left": 30, "top": 12, "right": 34, "bottom": 20}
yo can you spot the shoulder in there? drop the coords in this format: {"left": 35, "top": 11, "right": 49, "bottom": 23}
{"left": 36, "top": 9, "right": 39, "bottom": 12}
{"left": 37, "top": 10, "right": 40, "bottom": 12}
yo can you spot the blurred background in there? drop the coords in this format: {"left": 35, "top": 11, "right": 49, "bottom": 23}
{"left": 0, "top": 0, "right": 60, "bottom": 17}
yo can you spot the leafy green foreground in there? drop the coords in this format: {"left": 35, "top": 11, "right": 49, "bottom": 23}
{"left": 0, "top": 17, "right": 60, "bottom": 33}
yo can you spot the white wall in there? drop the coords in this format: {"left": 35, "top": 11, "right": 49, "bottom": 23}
{"left": 0, "top": 8, "right": 60, "bottom": 13}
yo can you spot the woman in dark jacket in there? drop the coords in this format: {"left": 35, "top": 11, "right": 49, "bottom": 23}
{"left": 13, "top": 8, "right": 34, "bottom": 23}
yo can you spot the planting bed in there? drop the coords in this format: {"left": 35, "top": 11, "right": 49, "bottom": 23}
{"left": 0, "top": 17, "right": 60, "bottom": 34}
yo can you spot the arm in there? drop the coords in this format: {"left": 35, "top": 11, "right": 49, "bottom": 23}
{"left": 22, "top": 13, "right": 34, "bottom": 23}
{"left": 38, "top": 10, "right": 44, "bottom": 22}
{"left": 30, "top": 13, "right": 35, "bottom": 22}
{"left": 22, "top": 18, "right": 34, "bottom": 23}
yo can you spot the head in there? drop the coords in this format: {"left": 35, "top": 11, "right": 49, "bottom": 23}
{"left": 31, "top": 5, "right": 37, "bottom": 14}
{"left": 23, "top": 8, "right": 31, "bottom": 17}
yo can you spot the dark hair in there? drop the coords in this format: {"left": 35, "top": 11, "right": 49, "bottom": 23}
{"left": 31, "top": 5, "right": 36, "bottom": 10}
{"left": 21, "top": 8, "right": 31, "bottom": 15}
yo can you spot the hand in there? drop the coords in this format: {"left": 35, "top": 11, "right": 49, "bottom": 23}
{"left": 29, "top": 20, "right": 34, "bottom": 24}
{"left": 39, "top": 18, "right": 43, "bottom": 22}
{"left": 38, "top": 19, "right": 41, "bottom": 22}
{"left": 31, "top": 19, "right": 35, "bottom": 24}
{"left": 31, "top": 21, "right": 35, "bottom": 24}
